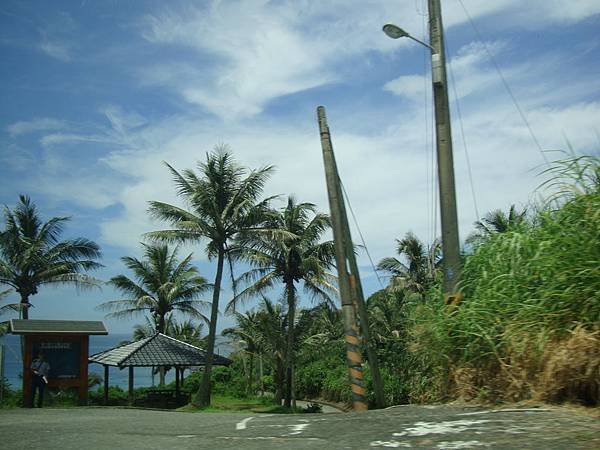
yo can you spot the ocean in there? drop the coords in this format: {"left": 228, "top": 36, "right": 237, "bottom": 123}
{"left": 0, "top": 333, "right": 233, "bottom": 391}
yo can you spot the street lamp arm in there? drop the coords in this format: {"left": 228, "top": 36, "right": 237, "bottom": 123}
{"left": 406, "top": 34, "right": 435, "bottom": 52}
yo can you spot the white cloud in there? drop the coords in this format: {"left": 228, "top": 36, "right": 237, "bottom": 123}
{"left": 39, "top": 132, "right": 113, "bottom": 148}
{"left": 384, "top": 40, "right": 510, "bottom": 104}
{"left": 7, "top": 118, "right": 66, "bottom": 137}
{"left": 73, "top": 97, "right": 600, "bottom": 262}
{"left": 134, "top": 0, "right": 600, "bottom": 121}
{"left": 384, "top": 75, "right": 428, "bottom": 102}
{"left": 38, "top": 40, "right": 71, "bottom": 62}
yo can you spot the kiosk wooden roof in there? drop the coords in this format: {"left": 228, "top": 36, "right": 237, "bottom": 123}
{"left": 9, "top": 319, "right": 108, "bottom": 335}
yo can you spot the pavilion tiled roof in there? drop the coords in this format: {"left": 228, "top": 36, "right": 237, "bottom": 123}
{"left": 88, "top": 333, "right": 231, "bottom": 368}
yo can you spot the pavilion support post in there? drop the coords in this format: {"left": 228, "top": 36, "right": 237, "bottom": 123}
{"left": 128, "top": 366, "right": 134, "bottom": 406}
{"left": 175, "top": 367, "right": 180, "bottom": 398}
{"left": 104, "top": 365, "right": 109, "bottom": 406}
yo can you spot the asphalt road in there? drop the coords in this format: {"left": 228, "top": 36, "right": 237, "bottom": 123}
{"left": 1, "top": 404, "right": 598, "bottom": 449}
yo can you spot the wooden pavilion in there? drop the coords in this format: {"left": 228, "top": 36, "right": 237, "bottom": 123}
{"left": 88, "top": 332, "right": 231, "bottom": 406}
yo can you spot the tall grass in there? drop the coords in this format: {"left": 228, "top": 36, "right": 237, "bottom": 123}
{"left": 406, "top": 155, "right": 600, "bottom": 405}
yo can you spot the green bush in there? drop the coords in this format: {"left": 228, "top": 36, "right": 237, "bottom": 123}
{"left": 175, "top": 365, "right": 248, "bottom": 398}
{"left": 88, "top": 386, "right": 129, "bottom": 406}
{"left": 0, "top": 382, "right": 22, "bottom": 408}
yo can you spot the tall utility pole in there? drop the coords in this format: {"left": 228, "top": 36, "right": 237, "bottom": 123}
{"left": 318, "top": 106, "right": 385, "bottom": 410}
{"left": 428, "top": 0, "right": 461, "bottom": 298}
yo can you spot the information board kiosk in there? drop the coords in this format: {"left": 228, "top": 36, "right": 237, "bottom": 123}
{"left": 9, "top": 320, "right": 107, "bottom": 406}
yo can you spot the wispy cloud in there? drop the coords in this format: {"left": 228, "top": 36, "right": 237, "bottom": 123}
{"left": 7, "top": 118, "right": 66, "bottom": 137}
{"left": 38, "top": 39, "right": 71, "bottom": 61}
{"left": 384, "top": 40, "right": 510, "bottom": 103}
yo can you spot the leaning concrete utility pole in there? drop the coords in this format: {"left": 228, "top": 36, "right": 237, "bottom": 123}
{"left": 428, "top": 0, "right": 462, "bottom": 298}
{"left": 317, "top": 106, "right": 385, "bottom": 410}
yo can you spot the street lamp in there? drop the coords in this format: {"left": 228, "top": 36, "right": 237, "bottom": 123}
{"left": 383, "top": 5, "right": 462, "bottom": 302}
{"left": 382, "top": 24, "right": 434, "bottom": 52}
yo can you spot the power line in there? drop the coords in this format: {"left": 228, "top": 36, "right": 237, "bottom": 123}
{"left": 339, "top": 180, "right": 386, "bottom": 291}
{"left": 446, "top": 38, "right": 481, "bottom": 222}
{"left": 421, "top": 5, "right": 435, "bottom": 248}
{"left": 456, "top": 0, "right": 549, "bottom": 165}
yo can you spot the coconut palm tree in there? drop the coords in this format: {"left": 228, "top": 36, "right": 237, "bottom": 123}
{"left": 146, "top": 148, "right": 274, "bottom": 407}
{"left": 467, "top": 205, "right": 527, "bottom": 245}
{"left": 170, "top": 319, "right": 205, "bottom": 347}
{"left": 251, "top": 297, "right": 287, "bottom": 402}
{"left": 99, "top": 244, "right": 209, "bottom": 386}
{"left": 0, "top": 195, "right": 102, "bottom": 319}
{"left": 223, "top": 310, "right": 261, "bottom": 396}
{"left": 99, "top": 244, "right": 210, "bottom": 334}
{"left": 377, "top": 232, "right": 441, "bottom": 297}
{"left": 297, "top": 303, "right": 343, "bottom": 349}
{"left": 367, "top": 289, "right": 407, "bottom": 343}
{"left": 0, "top": 289, "right": 19, "bottom": 317}
{"left": 0, "top": 289, "right": 20, "bottom": 336}
{"left": 228, "top": 197, "right": 336, "bottom": 407}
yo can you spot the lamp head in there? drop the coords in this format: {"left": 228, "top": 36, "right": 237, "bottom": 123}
{"left": 382, "top": 24, "right": 409, "bottom": 39}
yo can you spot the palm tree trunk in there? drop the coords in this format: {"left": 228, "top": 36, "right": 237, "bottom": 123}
{"left": 259, "top": 355, "right": 264, "bottom": 395}
{"left": 19, "top": 293, "right": 29, "bottom": 320}
{"left": 275, "top": 356, "right": 284, "bottom": 405}
{"left": 284, "top": 279, "right": 296, "bottom": 407}
{"left": 193, "top": 246, "right": 225, "bottom": 407}
{"left": 158, "top": 314, "right": 166, "bottom": 386}
{"left": 19, "top": 292, "right": 30, "bottom": 356}
{"left": 247, "top": 353, "right": 254, "bottom": 396}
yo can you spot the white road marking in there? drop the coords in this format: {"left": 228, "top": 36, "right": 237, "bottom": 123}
{"left": 458, "top": 408, "right": 552, "bottom": 416}
{"left": 176, "top": 435, "right": 197, "bottom": 438}
{"left": 437, "top": 441, "right": 491, "bottom": 449}
{"left": 392, "top": 420, "right": 491, "bottom": 437}
{"left": 236, "top": 417, "right": 254, "bottom": 430}
{"left": 370, "top": 441, "right": 412, "bottom": 448}
{"left": 287, "top": 423, "right": 309, "bottom": 435}
{"left": 218, "top": 436, "right": 324, "bottom": 441}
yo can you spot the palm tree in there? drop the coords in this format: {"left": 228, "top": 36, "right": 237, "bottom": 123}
{"left": 297, "top": 303, "right": 343, "bottom": 349}
{"left": 249, "top": 297, "right": 287, "bottom": 402}
{"left": 0, "top": 195, "right": 102, "bottom": 319}
{"left": 223, "top": 310, "right": 261, "bottom": 396}
{"left": 146, "top": 148, "right": 274, "bottom": 407}
{"left": 0, "top": 289, "right": 19, "bottom": 317}
{"left": 170, "top": 319, "right": 205, "bottom": 347}
{"left": 467, "top": 205, "right": 527, "bottom": 245}
{"left": 99, "top": 244, "right": 210, "bottom": 334}
{"left": 0, "top": 289, "right": 20, "bottom": 336}
{"left": 228, "top": 197, "right": 336, "bottom": 407}
{"left": 377, "top": 232, "right": 441, "bottom": 297}
{"left": 367, "top": 289, "right": 407, "bottom": 343}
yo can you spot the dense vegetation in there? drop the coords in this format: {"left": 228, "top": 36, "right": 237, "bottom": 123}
{"left": 223, "top": 154, "right": 600, "bottom": 408}
{"left": 1, "top": 152, "right": 598, "bottom": 410}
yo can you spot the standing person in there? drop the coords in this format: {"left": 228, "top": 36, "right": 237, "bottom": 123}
{"left": 31, "top": 352, "right": 50, "bottom": 408}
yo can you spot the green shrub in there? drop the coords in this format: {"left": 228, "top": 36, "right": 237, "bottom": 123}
{"left": 88, "top": 386, "right": 129, "bottom": 406}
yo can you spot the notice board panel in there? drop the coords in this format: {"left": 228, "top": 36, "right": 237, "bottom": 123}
{"left": 33, "top": 340, "right": 81, "bottom": 379}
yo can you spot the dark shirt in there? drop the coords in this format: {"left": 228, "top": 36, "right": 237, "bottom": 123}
{"left": 31, "top": 359, "right": 50, "bottom": 378}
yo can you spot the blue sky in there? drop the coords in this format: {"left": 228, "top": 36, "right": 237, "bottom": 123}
{"left": 1, "top": 0, "right": 599, "bottom": 334}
